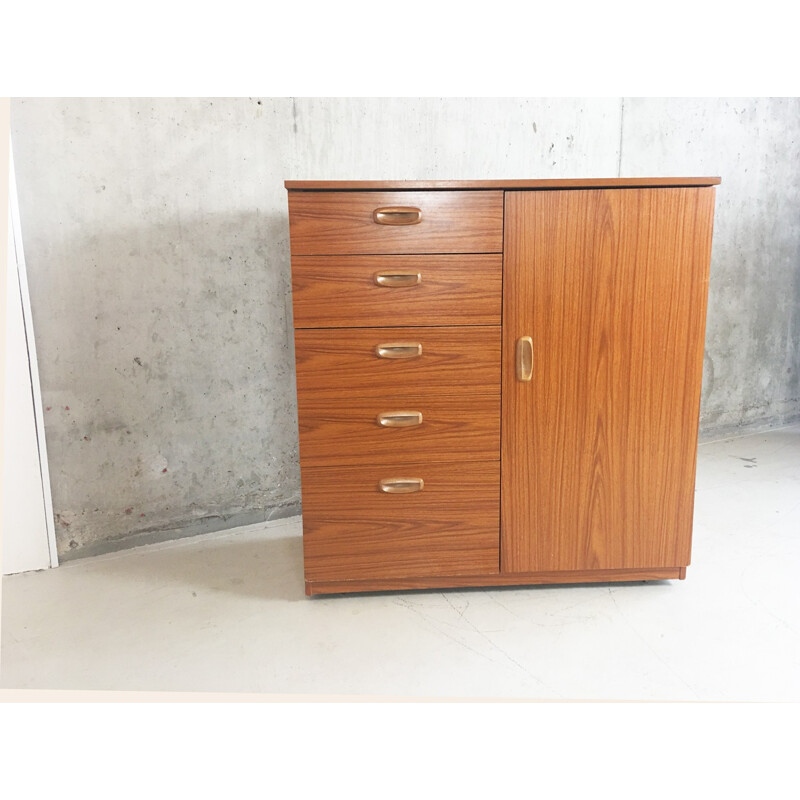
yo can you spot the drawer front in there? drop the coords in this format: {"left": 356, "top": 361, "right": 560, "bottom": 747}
{"left": 288, "top": 191, "right": 503, "bottom": 255}
{"left": 301, "top": 460, "right": 500, "bottom": 581}
{"left": 291, "top": 254, "right": 501, "bottom": 328}
{"left": 298, "top": 394, "right": 499, "bottom": 467}
{"left": 294, "top": 326, "right": 501, "bottom": 400}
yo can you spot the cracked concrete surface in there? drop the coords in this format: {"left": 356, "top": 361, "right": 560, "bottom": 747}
{"left": 2, "top": 424, "right": 798, "bottom": 699}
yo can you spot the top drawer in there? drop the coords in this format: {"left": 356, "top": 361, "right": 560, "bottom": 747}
{"left": 287, "top": 191, "right": 504, "bottom": 255}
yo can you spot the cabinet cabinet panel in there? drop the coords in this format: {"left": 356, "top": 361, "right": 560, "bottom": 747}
{"left": 294, "top": 326, "right": 501, "bottom": 400}
{"left": 288, "top": 191, "right": 503, "bottom": 255}
{"left": 301, "top": 460, "right": 500, "bottom": 581}
{"left": 298, "top": 393, "right": 500, "bottom": 467}
{"left": 291, "top": 254, "right": 501, "bottom": 328}
{"left": 501, "top": 188, "right": 715, "bottom": 573}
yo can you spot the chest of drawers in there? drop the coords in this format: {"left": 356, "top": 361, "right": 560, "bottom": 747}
{"left": 286, "top": 178, "right": 720, "bottom": 595}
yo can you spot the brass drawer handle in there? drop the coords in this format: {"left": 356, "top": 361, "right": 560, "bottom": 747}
{"left": 517, "top": 336, "right": 533, "bottom": 381}
{"left": 374, "top": 271, "right": 422, "bottom": 287}
{"left": 375, "top": 342, "right": 422, "bottom": 359}
{"left": 379, "top": 478, "right": 424, "bottom": 494}
{"left": 373, "top": 206, "right": 423, "bottom": 226}
{"left": 376, "top": 411, "right": 423, "bottom": 427}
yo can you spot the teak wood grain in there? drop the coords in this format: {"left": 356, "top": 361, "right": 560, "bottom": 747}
{"left": 297, "top": 393, "right": 500, "bottom": 467}
{"left": 286, "top": 178, "right": 721, "bottom": 191}
{"left": 301, "top": 460, "right": 500, "bottom": 581}
{"left": 501, "top": 188, "right": 716, "bottom": 573}
{"left": 293, "top": 326, "right": 501, "bottom": 400}
{"left": 306, "top": 566, "right": 685, "bottom": 595}
{"left": 291, "top": 254, "right": 501, "bottom": 328}
{"left": 287, "top": 191, "right": 503, "bottom": 255}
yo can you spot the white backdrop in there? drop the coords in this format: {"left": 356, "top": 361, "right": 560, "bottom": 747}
{"left": 2, "top": 152, "right": 56, "bottom": 574}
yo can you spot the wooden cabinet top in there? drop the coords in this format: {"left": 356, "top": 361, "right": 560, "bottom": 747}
{"left": 285, "top": 177, "right": 721, "bottom": 191}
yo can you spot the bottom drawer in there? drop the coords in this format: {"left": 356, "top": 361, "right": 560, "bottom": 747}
{"left": 301, "top": 460, "right": 500, "bottom": 582}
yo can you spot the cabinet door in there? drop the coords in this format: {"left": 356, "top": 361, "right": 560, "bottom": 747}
{"left": 502, "top": 188, "right": 716, "bottom": 573}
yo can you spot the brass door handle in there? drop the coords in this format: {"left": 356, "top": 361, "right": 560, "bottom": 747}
{"left": 376, "top": 411, "right": 423, "bottom": 427}
{"left": 373, "top": 206, "right": 422, "bottom": 226}
{"left": 379, "top": 478, "right": 424, "bottom": 494}
{"left": 374, "top": 271, "right": 422, "bottom": 287}
{"left": 375, "top": 342, "right": 422, "bottom": 359}
{"left": 516, "top": 336, "right": 533, "bottom": 381}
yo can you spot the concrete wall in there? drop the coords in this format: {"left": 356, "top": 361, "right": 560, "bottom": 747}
{"left": 10, "top": 97, "right": 800, "bottom": 559}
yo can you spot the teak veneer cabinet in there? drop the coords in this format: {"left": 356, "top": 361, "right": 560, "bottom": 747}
{"left": 285, "top": 178, "right": 720, "bottom": 596}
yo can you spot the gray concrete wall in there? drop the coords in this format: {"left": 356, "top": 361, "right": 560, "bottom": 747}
{"left": 10, "top": 97, "right": 800, "bottom": 559}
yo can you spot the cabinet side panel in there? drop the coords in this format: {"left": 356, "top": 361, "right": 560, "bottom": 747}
{"left": 502, "top": 188, "right": 715, "bottom": 573}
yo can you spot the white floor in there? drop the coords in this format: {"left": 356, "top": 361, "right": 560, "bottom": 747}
{"left": 2, "top": 424, "right": 799, "bottom": 700}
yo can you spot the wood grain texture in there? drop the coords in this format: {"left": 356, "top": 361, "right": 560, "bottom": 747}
{"left": 286, "top": 178, "right": 721, "bottom": 191}
{"left": 501, "top": 187, "right": 716, "bottom": 573}
{"left": 291, "top": 254, "right": 501, "bottom": 328}
{"left": 301, "top": 460, "right": 500, "bottom": 581}
{"left": 294, "top": 326, "right": 501, "bottom": 400}
{"left": 288, "top": 191, "right": 503, "bottom": 255}
{"left": 297, "top": 394, "right": 499, "bottom": 467}
{"left": 306, "top": 566, "right": 685, "bottom": 595}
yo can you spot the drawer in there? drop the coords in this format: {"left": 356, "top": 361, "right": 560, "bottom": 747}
{"left": 293, "top": 326, "right": 501, "bottom": 400}
{"left": 297, "top": 394, "right": 499, "bottom": 467}
{"left": 301, "top": 460, "right": 500, "bottom": 581}
{"left": 287, "top": 191, "right": 503, "bottom": 255}
{"left": 291, "top": 254, "right": 501, "bottom": 328}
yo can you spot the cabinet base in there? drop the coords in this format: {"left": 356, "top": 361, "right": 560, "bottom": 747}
{"left": 306, "top": 566, "right": 687, "bottom": 596}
